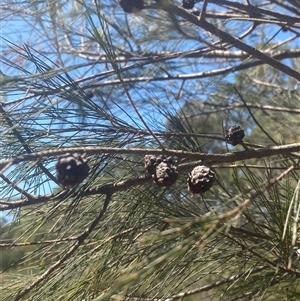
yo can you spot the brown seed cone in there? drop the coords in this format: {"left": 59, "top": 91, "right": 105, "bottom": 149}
{"left": 182, "top": 0, "right": 195, "bottom": 9}
{"left": 225, "top": 125, "right": 245, "bottom": 146}
{"left": 188, "top": 165, "right": 214, "bottom": 194}
{"left": 145, "top": 155, "right": 176, "bottom": 175}
{"left": 119, "top": 0, "right": 144, "bottom": 13}
{"left": 145, "top": 154, "right": 158, "bottom": 175}
{"left": 152, "top": 162, "right": 178, "bottom": 187}
{"left": 56, "top": 153, "right": 90, "bottom": 187}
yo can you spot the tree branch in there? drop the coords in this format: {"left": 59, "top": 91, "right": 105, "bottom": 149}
{"left": 1, "top": 143, "right": 300, "bottom": 175}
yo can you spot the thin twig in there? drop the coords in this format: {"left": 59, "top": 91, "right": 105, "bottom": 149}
{"left": 169, "top": 4, "right": 300, "bottom": 81}
{"left": 118, "top": 74, "right": 166, "bottom": 151}
{"left": 234, "top": 87, "right": 277, "bottom": 145}
{"left": 0, "top": 175, "right": 150, "bottom": 211}
{"left": 0, "top": 103, "right": 59, "bottom": 184}
{"left": 214, "top": 164, "right": 300, "bottom": 170}
{"left": 13, "top": 48, "right": 300, "bottom": 96}
{"left": 0, "top": 174, "right": 36, "bottom": 200}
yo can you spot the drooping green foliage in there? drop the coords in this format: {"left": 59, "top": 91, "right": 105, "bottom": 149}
{"left": 1, "top": 1, "right": 300, "bottom": 300}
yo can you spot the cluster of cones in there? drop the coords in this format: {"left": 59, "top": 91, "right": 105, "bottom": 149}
{"left": 145, "top": 154, "right": 215, "bottom": 194}
{"left": 55, "top": 125, "right": 245, "bottom": 194}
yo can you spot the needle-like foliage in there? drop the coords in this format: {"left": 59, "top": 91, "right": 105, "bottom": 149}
{"left": 1, "top": 1, "right": 300, "bottom": 300}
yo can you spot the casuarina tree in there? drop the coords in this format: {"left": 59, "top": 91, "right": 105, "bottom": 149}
{"left": 1, "top": 1, "right": 300, "bottom": 300}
